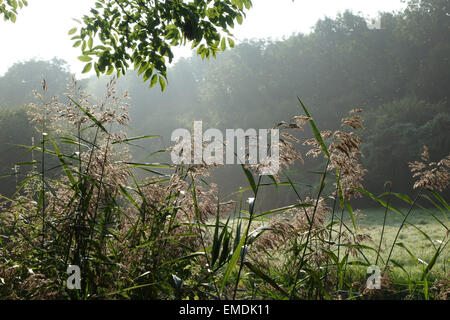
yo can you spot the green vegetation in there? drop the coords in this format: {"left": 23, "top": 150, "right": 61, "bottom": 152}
{"left": 71, "top": 0, "right": 252, "bottom": 89}
{"left": 0, "top": 0, "right": 28, "bottom": 23}
{"left": 0, "top": 0, "right": 448, "bottom": 300}
{"left": 0, "top": 86, "right": 448, "bottom": 299}
{"left": 358, "top": 209, "right": 448, "bottom": 279}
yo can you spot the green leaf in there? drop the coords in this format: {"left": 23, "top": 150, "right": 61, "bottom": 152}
{"left": 355, "top": 187, "right": 405, "bottom": 217}
{"left": 112, "top": 135, "right": 160, "bottom": 145}
{"left": 78, "top": 55, "right": 92, "bottom": 62}
{"left": 298, "top": 97, "right": 329, "bottom": 158}
{"left": 67, "top": 96, "right": 108, "bottom": 134}
{"left": 211, "top": 211, "right": 222, "bottom": 268}
{"left": 68, "top": 27, "right": 77, "bottom": 35}
{"left": 143, "top": 68, "right": 153, "bottom": 82}
{"left": 149, "top": 74, "right": 158, "bottom": 88}
{"left": 106, "top": 65, "right": 114, "bottom": 75}
{"left": 220, "top": 37, "right": 227, "bottom": 51}
{"left": 241, "top": 165, "right": 257, "bottom": 195}
{"left": 82, "top": 62, "right": 92, "bottom": 74}
{"left": 255, "top": 203, "right": 313, "bottom": 218}
{"left": 380, "top": 192, "right": 413, "bottom": 205}
{"left": 48, "top": 136, "right": 76, "bottom": 185}
{"left": 10, "top": 0, "right": 18, "bottom": 9}
{"left": 430, "top": 190, "right": 450, "bottom": 211}
{"left": 138, "top": 62, "right": 149, "bottom": 76}
{"left": 94, "top": 62, "right": 100, "bottom": 77}
{"left": 421, "top": 243, "right": 445, "bottom": 281}
{"left": 220, "top": 232, "right": 246, "bottom": 295}
{"left": 159, "top": 76, "right": 166, "bottom": 91}
{"left": 346, "top": 201, "right": 357, "bottom": 232}
{"left": 267, "top": 175, "right": 278, "bottom": 192}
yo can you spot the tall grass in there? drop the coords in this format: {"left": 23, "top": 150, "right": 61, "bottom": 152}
{"left": 0, "top": 81, "right": 448, "bottom": 300}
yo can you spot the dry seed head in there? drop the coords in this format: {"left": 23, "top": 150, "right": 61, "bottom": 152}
{"left": 409, "top": 146, "right": 450, "bottom": 192}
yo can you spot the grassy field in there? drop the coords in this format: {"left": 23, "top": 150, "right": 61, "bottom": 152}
{"left": 210, "top": 206, "right": 449, "bottom": 299}
{"left": 357, "top": 209, "right": 448, "bottom": 280}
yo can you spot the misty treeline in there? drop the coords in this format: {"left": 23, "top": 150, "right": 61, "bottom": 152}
{"left": 0, "top": 0, "right": 449, "bottom": 203}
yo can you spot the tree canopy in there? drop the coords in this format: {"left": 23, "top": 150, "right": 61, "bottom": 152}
{"left": 0, "top": 58, "right": 72, "bottom": 108}
{"left": 70, "top": 0, "right": 253, "bottom": 90}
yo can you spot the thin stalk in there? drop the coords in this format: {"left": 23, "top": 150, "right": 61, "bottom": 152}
{"left": 324, "top": 181, "right": 339, "bottom": 283}
{"left": 335, "top": 207, "right": 345, "bottom": 291}
{"left": 376, "top": 182, "right": 392, "bottom": 266}
{"left": 41, "top": 132, "right": 46, "bottom": 248}
{"left": 384, "top": 186, "right": 424, "bottom": 273}
{"left": 289, "top": 158, "right": 330, "bottom": 300}
{"left": 194, "top": 182, "right": 222, "bottom": 300}
{"left": 232, "top": 175, "right": 262, "bottom": 300}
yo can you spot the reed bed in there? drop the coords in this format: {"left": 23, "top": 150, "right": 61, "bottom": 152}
{"left": 0, "top": 80, "right": 448, "bottom": 300}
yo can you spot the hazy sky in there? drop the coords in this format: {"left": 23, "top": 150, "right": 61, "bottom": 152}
{"left": 0, "top": 0, "right": 407, "bottom": 77}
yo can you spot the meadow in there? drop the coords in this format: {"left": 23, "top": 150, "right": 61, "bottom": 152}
{"left": 359, "top": 209, "right": 448, "bottom": 280}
